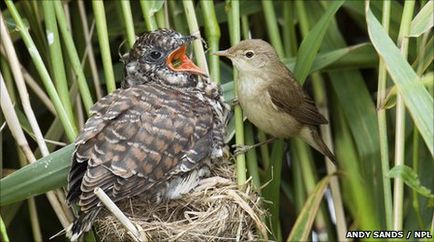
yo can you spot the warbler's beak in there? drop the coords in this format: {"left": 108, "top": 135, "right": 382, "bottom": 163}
{"left": 212, "top": 50, "right": 232, "bottom": 58}
{"left": 166, "top": 44, "right": 206, "bottom": 75}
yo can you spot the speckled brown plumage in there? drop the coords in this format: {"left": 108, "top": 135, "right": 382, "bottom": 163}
{"left": 66, "top": 29, "right": 228, "bottom": 241}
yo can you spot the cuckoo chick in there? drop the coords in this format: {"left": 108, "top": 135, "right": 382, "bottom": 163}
{"left": 66, "top": 29, "right": 228, "bottom": 240}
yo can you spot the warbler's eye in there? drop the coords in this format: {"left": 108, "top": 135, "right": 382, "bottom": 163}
{"left": 149, "top": 51, "right": 162, "bottom": 60}
{"left": 245, "top": 51, "right": 254, "bottom": 58}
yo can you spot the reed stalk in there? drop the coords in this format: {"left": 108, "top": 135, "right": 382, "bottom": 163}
{"left": 78, "top": 1, "right": 102, "bottom": 100}
{"left": 392, "top": 0, "right": 415, "bottom": 230}
{"left": 119, "top": 0, "right": 136, "bottom": 48}
{"left": 227, "top": 0, "right": 247, "bottom": 186}
{"left": 200, "top": 0, "right": 221, "bottom": 82}
{"left": 140, "top": 1, "right": 157, "bottom": 31}
{"left": 376, "top": 0, "right": 393, "bottom": 230}
{"left": 53, "top": 1, "right": 94, "bottom": 115}
{"left": 183, "top": 0, "right": 208, "bottom": 73}
{"left": 92, "top": 1, "right": 116, "bottom": 93}
{"left": 42, "top": 1, "right": 75, "bottom": 122}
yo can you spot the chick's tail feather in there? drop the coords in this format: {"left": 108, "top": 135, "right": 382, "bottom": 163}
{"left": 66, "top": 208, "right": 101, "bottom": 241}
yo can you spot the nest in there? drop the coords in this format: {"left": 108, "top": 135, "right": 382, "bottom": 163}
{"left": 94, "top": 160, "right": 269, "bottom": 241}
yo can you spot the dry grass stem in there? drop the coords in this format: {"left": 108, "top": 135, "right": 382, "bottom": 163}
{"left": 94, "top": 187, "right": 144, "bottom": 242}
{"left": 0, "top": 14, "right": 50, "bottom": 157}
{"left": 78, "top": 0, "right": 102, "bottom": 99}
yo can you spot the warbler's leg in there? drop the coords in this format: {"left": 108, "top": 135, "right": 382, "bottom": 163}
{"left": 232, "top": 137, "right": 276, "bottom": 156}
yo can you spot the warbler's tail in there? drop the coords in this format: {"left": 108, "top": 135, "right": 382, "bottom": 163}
{"left": 300, "top": 126, "right": 337, "bottom": 164}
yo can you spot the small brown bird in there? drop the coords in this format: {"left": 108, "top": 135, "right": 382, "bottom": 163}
{"left": 215, "top": 39, "right": 336, "bottom": 163}
{"left": 66, "top": 29, "right": 228, "bottom": 240}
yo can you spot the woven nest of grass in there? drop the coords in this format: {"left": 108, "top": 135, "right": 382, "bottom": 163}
{"left": 94, "top": 159, "right": 269, "bottom": 241}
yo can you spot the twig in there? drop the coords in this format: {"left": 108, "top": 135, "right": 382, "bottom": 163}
{"left": 78, "top": 1, "right": 102, "bottom": 99}
{"left": 94, "top": 187, "right": 144, "bottom": 242}
{"left": 0, "top": 75, "right": 36, "bottom": 163}
{"left": 28, "top": 196, "right": 43, "bottom": 241}
{"left": 21, "top": 67, "right": 56, "bottom": 115}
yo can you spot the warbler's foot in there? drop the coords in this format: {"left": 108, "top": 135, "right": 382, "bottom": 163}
{"left": 232, "top": 137, "right": 276, "bottom": 156}
{"left": 232, "top": 144, "right": 255, "bottom": 156}
{"left": 228, "top": 97, "right": 239, "bottom": 107}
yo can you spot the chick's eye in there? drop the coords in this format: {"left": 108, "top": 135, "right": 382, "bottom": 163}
{"left": 149, "top": 51, "right": 162, "bottom": 60}
{"left": 245, "top": 51, "right": 254, "bottom": 58}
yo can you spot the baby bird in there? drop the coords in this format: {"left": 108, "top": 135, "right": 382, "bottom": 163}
{"left": 66, "top": 29, "right": 227, "bottom": 240}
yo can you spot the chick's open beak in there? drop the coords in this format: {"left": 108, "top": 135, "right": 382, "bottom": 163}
{"left": 166, "top": 45, "right": 205, "bottom": 75}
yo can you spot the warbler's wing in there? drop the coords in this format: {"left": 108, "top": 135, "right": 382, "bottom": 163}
{"left": 267, "top": 69, "right": 328, "bottom": 126}
{"left": 67, "top": 84, "right": 214, "bottom": 213}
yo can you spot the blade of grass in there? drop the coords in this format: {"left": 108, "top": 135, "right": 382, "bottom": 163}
{"left": 285, "top": 43, "right": 375, "bottom": 74}
{"left": 0, "top": 216, "right": 9, "bottom": 242}
{"left": 382, "top": 72, "right": 433, "bottom": 110}
{"left": 333, "top": 96, "right": 381, "bottom": 230}
{"left": 0, "top": 48, "right": 56, "bottom": 116}
{"left": 0, "top": 56, "right": 16, "bottom": 102}
{"left": 287, "top": 175, "right": 333, "bottom": 242}
{"left": 388, "top": 165, "right": 434, "bottom": 199}
{"left": 408, "top": 1, "right": 433, "bottom": 37}
{"left": 293, "top": 0, "right": 345, "bottom": 84}
{"left": 412, "top": 35, "right": 433, "bottom": 74}
{"left": 366, "top": 2, "right": 433, "bottom": 156}
{"left": 0, "top": 144, "right": 73, "bottom": 206}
